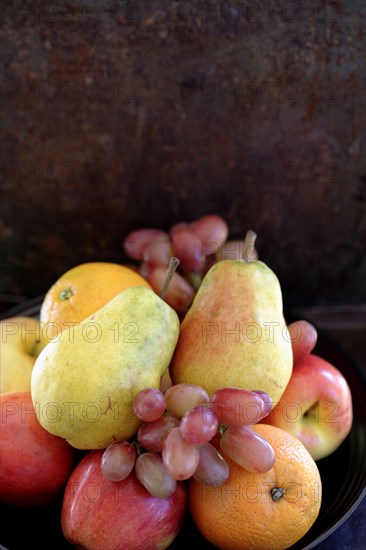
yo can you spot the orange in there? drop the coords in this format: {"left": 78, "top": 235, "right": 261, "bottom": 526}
{"left": 189, "top": 424, "right": 322, "bottom": 550}
{"left": 40, "top": 262, "right": 150, "bottom": 339}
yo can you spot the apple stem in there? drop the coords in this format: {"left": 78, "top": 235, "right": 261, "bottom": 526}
{"left": 218, "top": 424, "right": 228, "bottom": 437}
{"left": 159, "top": 257, "right": 180, "bottom": 299}
{"left": 271, "top": 487, "right": 284, "bottom": 501}
{"left": 242, "top": 230, "right": 258, "bottom": 263}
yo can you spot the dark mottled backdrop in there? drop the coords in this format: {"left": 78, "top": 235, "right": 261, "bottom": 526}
{"left": 0, "top": 0, "right": 365, "bottom": 306}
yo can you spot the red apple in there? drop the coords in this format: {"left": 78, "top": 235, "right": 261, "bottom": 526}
{"left": 261, "top": 353, "right": 353, "bottom": 460}
{"left": 61, "top": 450, "right": 187, "bottom": 550}
{"left": 288, "top": 320, "right": 318, "bottom": 364}
{"left": 0, "top": 391, "right": 75, "bottom": 506}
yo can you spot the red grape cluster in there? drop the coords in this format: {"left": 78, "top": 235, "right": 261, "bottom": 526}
{"left": 100, "top": 384, "right": 275, "bottom": 498}
{"left": 123, "top": 215, "right": 238, "bottom": 313}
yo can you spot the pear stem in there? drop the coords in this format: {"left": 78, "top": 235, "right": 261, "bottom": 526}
{"left": 242, "top": 230, "right": 258, "bottom": 263}
{"left": 159, "top": 257, "right": 180, "bottom": 299}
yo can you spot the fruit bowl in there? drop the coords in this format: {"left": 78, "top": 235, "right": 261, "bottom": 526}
{"left": 0, "top": 298, "right": 365, "bottom": 550}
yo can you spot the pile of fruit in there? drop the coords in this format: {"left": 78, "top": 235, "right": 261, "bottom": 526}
{"left": 0, "top": 215, "right": 353, "bottom": 550}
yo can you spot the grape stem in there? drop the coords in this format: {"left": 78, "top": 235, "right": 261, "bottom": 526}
{"left": 242, "top": 230, "right": 258, "bottom": 263}
{"left": 131, "top": 439, "right": 144, "bottom": 457}
{"left": 159, "top": 257, "right": 180, "bottom": 299}
{"left": 186, "top": 272, "right": 203, "bottom": 291}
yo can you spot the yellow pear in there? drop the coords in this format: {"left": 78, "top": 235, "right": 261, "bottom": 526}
{"left": 170, "top": 231, "right": 293, "bottom": 403}
{"left": 0, "top": 317, "right": 41, "bottom": 394}
{"left": 31, "top": 286, "right": 180, "bottom": 449}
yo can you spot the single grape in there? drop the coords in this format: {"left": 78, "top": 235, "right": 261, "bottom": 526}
{"left": 137, "top": 416, "right": 180, "bottom": 453}
{"left": 220, "top": 425, "right": 276, "bottom": 473}
{"left": 210, "top": 387, "right": 266, "bottom": 426}
{"left": 123, "top": 229, "right": 169, "bottom": 260}
{"left": 162, "top": 427, "right": 200, "bottom": 480}
{"left": 190, "top": 215, "right": 229, "bottom": 256}
{"left": 193, "top": 442, "right": 230, "bottom": 486}
{"left": 216, "top": 236, "right": 257, "bottom": 262}
{"left": 169, "top": 222, "right": 189, "bottom": 236}
{"left": 146, "top": 267, "right": 194, "bottom": 313}
{"left": 251, "top": 390, "right": 273, "bottom": 417}
{"left": 199, "top": 255, "right": 217, "bottom": 277}
{"left": 180, "top": 405, "right": 219, "bottom": 445}
{"left": 135, "top": 452, "right": 177, "bottom": 498}
{"left": 165, "top": 383, "right": 209, "bottom": 419}
{"left": 100, "top": 441, "right": 136, "bottom": 482}
{"left": 143, "top": 238, "right": 173, "bottom": 268}
{"left": 171, "top": 228, "right": 205, "bottom": 273}
{"left": 215, "top": 240, "right": 244, "bottom": 262}
{"left": 288, "top": 320, "right": 318, "bottom": 364}
{"left": 133, "top": 388, "right": 166, "bottom": 423}
{"left": 139, "top": 261, "right": 152, "bottom": 279}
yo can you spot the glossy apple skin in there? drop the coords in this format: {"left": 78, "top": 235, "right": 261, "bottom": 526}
{"left": 261, "top": 354, "right": 353, "bottom": 460}
{"left": 0, "top": 391, "right": 75, "bottom": 506}
{"left": 61, "top": 450, "right": 187, "bottom": 550}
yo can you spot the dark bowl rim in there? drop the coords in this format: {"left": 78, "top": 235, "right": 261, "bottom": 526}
{"left": 285, "top": 310, "right": 366, "bottom": 548}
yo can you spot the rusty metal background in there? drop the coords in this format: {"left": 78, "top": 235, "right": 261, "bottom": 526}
{"left": 0, "top": 0, "right": 365, "bottom": 306}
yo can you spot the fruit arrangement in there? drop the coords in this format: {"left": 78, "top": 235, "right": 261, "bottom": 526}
{"left": 0, "top": 215, "right": 354, "bottom": 550}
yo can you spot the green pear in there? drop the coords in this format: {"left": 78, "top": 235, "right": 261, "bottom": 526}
{"left": 31, "top": 286, "right": 180, "bottom": 449}
{"left": 170, "top": 232, "right": 293, "bottom": 403}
